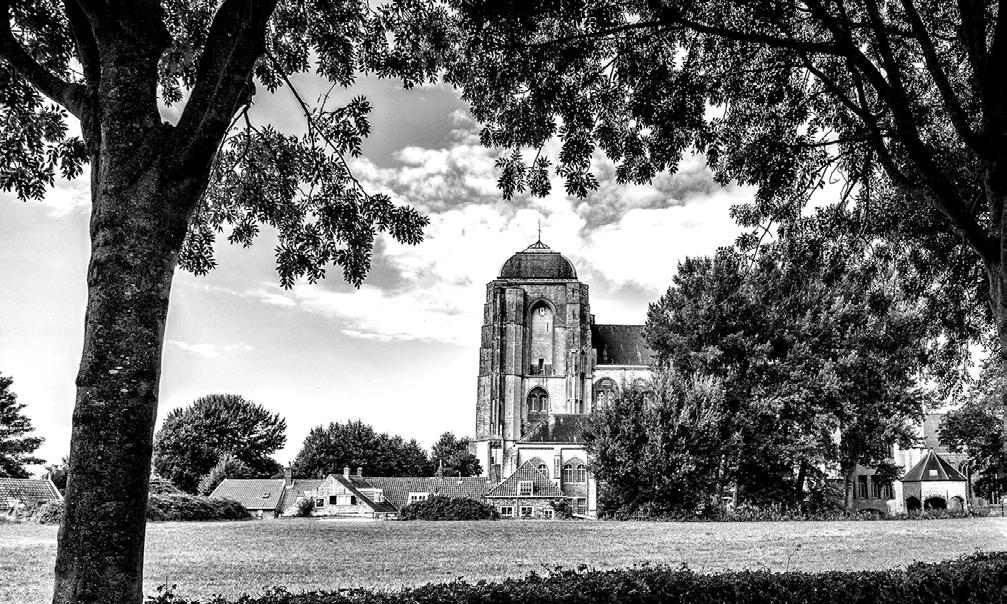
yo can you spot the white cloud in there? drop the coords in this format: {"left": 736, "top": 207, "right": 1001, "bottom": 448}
{"left": 43, "top": 170, "right": 91, "bottom": 217}
{"left": 168, "top": 340, "right": 254, "bottom": 359}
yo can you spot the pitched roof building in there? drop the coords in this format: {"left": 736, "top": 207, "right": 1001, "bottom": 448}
{"left": 0, "top": 477, "right": 62, "bottom": 513}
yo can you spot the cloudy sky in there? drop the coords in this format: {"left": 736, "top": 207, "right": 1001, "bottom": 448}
{"left": 0, "top": 75, "right": 752, "bottom": 472}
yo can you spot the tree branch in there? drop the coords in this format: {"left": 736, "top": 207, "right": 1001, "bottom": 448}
{"left": 898, "top": 0, "right": 986, "bottom": 154}
{"left": 172, "top": 0, "right": 279, "bottom": 195}
{"left": 0, "top": 0, "right": 85, "bottom": 116}
{"left": 62, "top": 0, "right": 100, "bottom": 89}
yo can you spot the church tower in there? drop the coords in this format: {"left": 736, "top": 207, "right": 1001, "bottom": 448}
{"left": 474, "top": 240, "right": 594, "bottom": 480}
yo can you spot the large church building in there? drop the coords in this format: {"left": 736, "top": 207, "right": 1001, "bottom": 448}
{"left": 474, "top": 240, "right": 653, "bottom": 516}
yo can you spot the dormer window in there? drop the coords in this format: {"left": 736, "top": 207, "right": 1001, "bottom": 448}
{"left": 518, "top": 481, "right": 533, "bottom": 496}
{"left": 261, "top": 492, "right": 271, "bottom": 498}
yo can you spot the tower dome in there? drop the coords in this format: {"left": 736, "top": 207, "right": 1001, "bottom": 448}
{"left": 498, "top": 241, "right": 577, "bottom": 280}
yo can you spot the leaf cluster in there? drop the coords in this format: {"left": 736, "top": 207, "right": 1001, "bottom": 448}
{"left": 152, "top": 394, "right": 286, "bottom": 493}
{"left": 0, "top": 372, "right": 43, "bottom": 478}
{"left": 291, "top": 419, "right": 434, "bottom": 478}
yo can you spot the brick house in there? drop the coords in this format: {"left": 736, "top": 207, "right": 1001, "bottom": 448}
{"left": 484, "top": 460, "right": 567, "bottom": 519}
{"left": 210, "top": 478, "right": 287, "bottom": 519}
{"left": 302, "top": 467, "right": 397, "bottom": 518}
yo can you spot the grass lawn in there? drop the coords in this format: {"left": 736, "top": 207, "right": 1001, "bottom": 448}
{"left": 3, "top": 517, "right": 1006, "bottom": 603}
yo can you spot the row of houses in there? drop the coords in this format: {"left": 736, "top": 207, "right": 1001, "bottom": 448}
{"left": 211, "top": 461, "right": 570, "bottom": 519}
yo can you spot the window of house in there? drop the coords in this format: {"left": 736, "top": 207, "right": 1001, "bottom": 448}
{"left": 408, "top": 492, "right": 430, "bottom": 503}
{"left": 871, "top": 477, "right": 882, "bottom": 499}
{"left": 519, "top": 506, "right": 534, "bottom": 518}
{"left": 315, "top": 498, "right": 324, "bottom": 507}
{"left": 576, "top": 465, "right": 587, "bottom": 483}
{"left": 536, "top": 463, "right": 549, "bottom": 478}
{"left": 350, "top": 495, "right": 357, "bottom": 505}
{"left": 575, "top": 498, "right": 587, "bottom": 514}
{"left": 329, "top": 495, "right": 338, "bottom": 505}
{"left": 518, "top": 480, "right": 534, "bottom": 496}
{"left": 857, "top": 475, "right": 868, "bottom": 499}
{"left": 882, "top": 482, "right": 893, "bottom": 499}
{"left": 543, "top": 509, "right": 555, "bottom": 520}
{"left": 261, "top": 492, "right": 271, "bottom": 498}
{"left": 499, "top": 506, "right": 514, "bottom": 517}
{"left": 562, "top": 464, "right": 574, "bottom": 483}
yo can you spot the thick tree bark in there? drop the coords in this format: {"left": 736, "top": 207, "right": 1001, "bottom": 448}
{"left": 53, "top": 159, "right": 190, "bottom": 603}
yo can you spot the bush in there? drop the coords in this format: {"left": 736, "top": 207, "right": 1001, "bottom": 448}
{"left": 399, "top": 495, "right": 499, "bottom": 521}
{"left": 34, "top": 494, "right": 250, "bottom": 524}
{"left": 147, "top": 551, "right": 1007, "bottom": 603}
{"left": 150, "top": 473, "right": 183, "bottom": 495}
{"left": 293, "top": 498, "right": 314, "bottom": 518}
{"left": 146, "top": 493, "right": 250, "bottom": 521}
{"left": 32, "top": 501, "right": 64, "bottom": 524}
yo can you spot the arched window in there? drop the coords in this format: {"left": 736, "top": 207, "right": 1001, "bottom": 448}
{"left": 594, "top": 378, "right": 617, "bottom": 408}
{"left": 537, "top": 464, "right": 549, "bottom": 478}
{"left": 527, "top": 387, "right": 549, "bottom": 414}
{"left": 529, "top": 302, "right": 554, "bottom": 375}
{"left": 576, "top": 465, "right": 587, "bottom": 483}
{"left": 562, "top": 464, "right": 574, "bottom": 483}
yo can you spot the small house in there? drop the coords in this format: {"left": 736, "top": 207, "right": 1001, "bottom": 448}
{"left": 210, "top": 478, "right": 286, "bottom": 519}
{"left": 0, "top": 477, "right": 62, "bottom": 515}
{"left": 895, "top": 449, "right": 969, "bottom": 513}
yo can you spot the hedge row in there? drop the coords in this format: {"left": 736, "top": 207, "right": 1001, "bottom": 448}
{"left": 34, "top": 493, "right": 250, "bottom": 524}
{"left": 149, "top": 552, "right": 1007, "bottom": 604}
{"left": 399, "top": 496, "right": 499, "bottom": 521}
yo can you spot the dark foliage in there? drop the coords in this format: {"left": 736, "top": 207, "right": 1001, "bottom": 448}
{"left": 429, "top": 433, "right": 482, "bottom": 477}
{"left": 44, "top": 456, "right": 68, "bottom": 494}
{"left": 292, "top": 419, "right": 434, "bottom": 478}
{"left": 148, "top": 552, "right": 1007, "bottom": 604}
{"left": 34, "top": 493, "right": 249, "bottom": 524}
{"left": 0, "top": 373, "right": 43, "bottom": 478}
{"left": 398, "top": 495, "right": 499, "bottom": 521}
{"left": 153, "top": 394, "right": 286, "bottom": 493}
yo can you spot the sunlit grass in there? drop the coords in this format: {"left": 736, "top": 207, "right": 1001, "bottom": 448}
{"left": 3, "top": 517, "right": 1006, "bottom": 603}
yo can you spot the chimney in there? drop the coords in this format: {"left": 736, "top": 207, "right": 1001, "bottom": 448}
{"left": 343, "top": 466, "right": 350, "bottom": 480}
{"left": 284, "top": 466, "right": 292, "bottom": 487}
{"left": 356, "top": 466, "right": 363, "bottom": 478}
{"left": 434, "top": 460, "right": 444, "bottom": 479}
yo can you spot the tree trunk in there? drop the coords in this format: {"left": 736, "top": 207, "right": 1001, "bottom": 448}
{"left": 52, "top": 159, "right": 190, "bottom": 603}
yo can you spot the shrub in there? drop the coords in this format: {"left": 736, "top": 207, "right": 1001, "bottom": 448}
{"left": 35, "top": 494, "right": 250, "bottom": 523}
{"left": 146, "top": 551, "right": 1007, "bottom": 603}
{"left": 33, "top": 502, "right": 64, "bottom": 524}
{"left": 293, "top": 498, "right": 314, "bottom": 518}
{"left": 549, "top": 499, "right": 573, "bottom": 519}
{"left": 149, "top": 473, "right": 183, "bottom": 495}
{"left": 146, "top": 493, "right": 250, "bottom": 521}
{"left": 399, "top": 495, "right": 499, "bottom": 521}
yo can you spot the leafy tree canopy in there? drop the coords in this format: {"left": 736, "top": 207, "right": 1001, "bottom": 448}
{"left": 292, "top": 419, "right": 434, "bottom": 478}
{"left": 430, "top": 432, "right": 482, "bottom": 477}
{"left": 393, "top": 0, "right": 1003, "bottom": 379}
{"left": 584, "top": 369, "right": 730, "bottom": 516}
{"left": 940, "top": 356, "right": 1007, "bottom": 498}
{"left": 644, "top": 229, "right": 931, "bottom": 505}
{"left": 0, "top": 373, "right": 43, "bottom": 478}
{"left": 152, "top": 394, "right": 285, "bottom": 493}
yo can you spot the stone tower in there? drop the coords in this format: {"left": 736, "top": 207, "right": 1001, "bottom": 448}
{"left": 474, "top": 241, "right": 594, "bottom": 480}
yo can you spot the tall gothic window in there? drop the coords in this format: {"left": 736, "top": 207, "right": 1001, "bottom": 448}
{"left": 562, "top": 464, "right": 574, "bottom": 483}
{"left": 576, "top": 465, "right": 587, "bottom": 483}
{"left": 529, "top": 302, "right": 554, "bottom": 375}
{"left": 527, "top": 387, "right": 548, "bottom": 413}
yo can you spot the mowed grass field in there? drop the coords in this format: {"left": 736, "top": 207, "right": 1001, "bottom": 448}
{"left": 3, "top": 517, "right": 1006, "bottom": 603}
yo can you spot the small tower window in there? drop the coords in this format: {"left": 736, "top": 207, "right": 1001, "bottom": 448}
{"left": 527, "top": 387, "right": 548, "bottom": 413}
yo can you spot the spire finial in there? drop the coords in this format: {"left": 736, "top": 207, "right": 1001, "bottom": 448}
{"left": 537, "top": 219, "right": 542, "bottom": 243}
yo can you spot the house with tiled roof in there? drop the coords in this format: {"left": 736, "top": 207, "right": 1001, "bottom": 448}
{"left": 366, "top": 475, "right": 492, "bottom": 510}
{"left": 0, "top": 477, "right": 62, "bottom": 514}
{"left": 895, "top": 449, "right": 969, "bottom": 513}
{"left": 210, "top": 478, "right": 286, "bottom": 519}
{"left": 484, "top": 460, "right": 567, "bottom": 519}
{"left": 304, "top": 467, "right": 398, "bottom": 518}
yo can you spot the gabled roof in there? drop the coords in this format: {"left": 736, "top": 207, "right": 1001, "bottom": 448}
{"left": 277, "top": 478, "right": 324, "bottom": 511}
{"left": 901, "top": 450, "right": 967, "bottom": 482}
{"left": 522, "top": 414, "right": 589, "bottom": 443}
{"left": 0, "top": 478, "right": 62, "bottom": 508}
{"left": 486, "top": 461, "right": 565, "bottom": 498}
{"left": 328, "top": 475, "right": 399, "bottom": 514}
{"left": 366, "top": 476, "right": 492, "bottom": 510}
{"left": 592, "top": 324, "right": 654, "bottom": 366}
{"left": 210, "top": 479, "right": 286, "bottom": 511}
